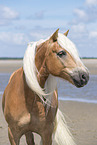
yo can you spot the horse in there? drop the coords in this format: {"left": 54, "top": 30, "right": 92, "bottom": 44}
{"left": 2, "top": 29, "right": 89, "bottom": 145}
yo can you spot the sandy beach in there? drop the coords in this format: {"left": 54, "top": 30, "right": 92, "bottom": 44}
{"left": 82, "top": 59, "right": 97, "bottom": 75}
{"left": 0, "top": 59, "right": 97, "bottom": 75}
{"left": 0, "top": 60, "right": 22, "bottom": 73}
{"left": 0, "top": 99, "right": 97, "bottom": 145}
{"left": 0, "top": 59, "right": 97, "bottom": 145}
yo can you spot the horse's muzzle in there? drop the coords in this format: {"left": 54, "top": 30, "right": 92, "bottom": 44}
{"left": 72, "top": 71, "right": 89, "bottom": 88}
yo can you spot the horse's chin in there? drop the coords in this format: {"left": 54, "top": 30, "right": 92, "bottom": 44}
{"left": 72, "top": 80, "right": 86, "bottom": 88}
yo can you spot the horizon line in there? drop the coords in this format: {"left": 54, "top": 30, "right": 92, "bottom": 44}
{"left": 0, "top": 57, "right": 97, "bottom": 60}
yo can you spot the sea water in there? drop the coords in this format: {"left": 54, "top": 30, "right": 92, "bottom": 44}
{"left": 0, "top": 73, "right": 97, "bottom": 103}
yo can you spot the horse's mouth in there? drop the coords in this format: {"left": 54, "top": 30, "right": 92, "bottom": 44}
{"left": 72, "top": 78, "right": 86, "bottom": 88}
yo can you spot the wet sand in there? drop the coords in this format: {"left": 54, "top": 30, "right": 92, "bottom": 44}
{"left": 59, "top": 101, "right": 97, "bottom": 145}
{"left": 0, "top": 59, "right": 97, "bottom": 145}
{"left": 82, "top": 59, "right": 97, "bottom": 75}
{"left": 0, "top": 60, "right": 22, "bottom": 73}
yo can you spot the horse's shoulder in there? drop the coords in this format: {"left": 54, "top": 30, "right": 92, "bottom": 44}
{"left": 2, "top": 67, "right": 27, "bottom": 120}
{"left": 9, "top": 67, "right": 23, "bottom": 83}
{"left": 3, "top": 67, "right": 24, "bottom": 102}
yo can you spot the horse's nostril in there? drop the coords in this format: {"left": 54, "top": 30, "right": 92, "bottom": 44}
{"left": 80, "top": 73, "right": 88, "bottom": 85}
{"left": 82, "top": 74, "right": 86, "bottom": 80}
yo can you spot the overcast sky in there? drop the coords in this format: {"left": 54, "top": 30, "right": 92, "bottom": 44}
{"left": 0, "top": 0, "right": 97, "bottom": 57}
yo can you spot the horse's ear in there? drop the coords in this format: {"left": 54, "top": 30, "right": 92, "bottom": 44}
{"left": 64, "top": 30, "right": 69, "bottom": 36}
{"left": 50, "top": 28, "right": 59, "bottom": 41}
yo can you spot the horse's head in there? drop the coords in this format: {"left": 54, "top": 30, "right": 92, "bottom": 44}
{"left": 45, "top": 29, "right": 89, "bottom": 88}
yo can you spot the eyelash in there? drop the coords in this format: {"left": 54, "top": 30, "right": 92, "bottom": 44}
{"left": 57, "top": 51, "right": 66, "bottom": 57}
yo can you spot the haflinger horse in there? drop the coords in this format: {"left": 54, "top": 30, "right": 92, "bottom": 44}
{"left": 2, "top": 29, "right": 89, "bottom": 145}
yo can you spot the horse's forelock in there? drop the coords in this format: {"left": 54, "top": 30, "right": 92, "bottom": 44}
{"left": 57, "top": 33, "right": 82, "bottom": 64}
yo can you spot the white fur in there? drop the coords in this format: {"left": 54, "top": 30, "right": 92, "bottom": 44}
{"left": 44, "top": 74, "right": 57, "bottom": 104}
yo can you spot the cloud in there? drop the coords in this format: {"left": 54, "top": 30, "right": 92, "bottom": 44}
{"left": 73, "top": 6, "right": 97, "bottom": 24}
{"left": 72, "top": 0, "right": 97, "bottom": 24}
{"left": 89, "top": 31, "right": 97, "bottom": 38}
{"left": 29, "top": 27, "right": 54, "bottom": 41}
{"left": 69, "top": 22, "right": 97, "bottom": 57}
{"left": 74, "top": 9, "right": 88, "bottom": 22}
{"left": 0, "top": 32, "right": 30, "bottom": 57}
{"left": 27, "top": 10, "right": 45, "bottom": 20}
{"left": 35, "top": 10, "right": 45, "bottom": 19}
{"left": 0, "top": 5, "right": 19, "bottom": 26}
{"left": 85, "top": 0, "right": 97, "bottom": 6}
{"left": 71, "top": 23, "right": 86, "bottom": 33}
{"left": 74, "top": 9, "right": 87, "bottom": 19}
{"left": 0, "top": 32, "right": 29, "bottom": 45}
{"left": 30, "top": 32, "right": 46, "bottom": 41}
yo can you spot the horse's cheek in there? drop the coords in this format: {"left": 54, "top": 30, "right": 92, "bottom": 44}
{"left": 46, "top": 58, "right": 63, "bottom": 76}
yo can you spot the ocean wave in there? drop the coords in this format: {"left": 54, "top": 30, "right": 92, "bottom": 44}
{"left": 59, "top": 96, "right": 97, "bottom": 104}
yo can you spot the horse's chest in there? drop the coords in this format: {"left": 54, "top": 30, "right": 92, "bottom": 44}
{"left": 18, "top": 104, "right": 46, "bottom": 129}
{"left": 31, "top": 109, "right": 46, "bottom": 125}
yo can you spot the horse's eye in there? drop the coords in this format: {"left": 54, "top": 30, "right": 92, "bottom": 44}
{"left": 57, "top": 51, "right": 66, "bottom": 57}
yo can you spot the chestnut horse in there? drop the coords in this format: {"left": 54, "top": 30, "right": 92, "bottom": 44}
{"left": 2, "top": 29, "right": 89, "bottom": 145}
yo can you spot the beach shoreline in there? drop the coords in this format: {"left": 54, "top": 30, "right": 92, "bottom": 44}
{"left": 0, "top": 59, "right": 97, "bottom": 75}
{"left": 0, "top": 60, "right": 22, "bottom": 73}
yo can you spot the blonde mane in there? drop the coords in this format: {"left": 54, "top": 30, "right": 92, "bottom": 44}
{"left": 23, "top": 32, "right": 81, "bottom": 103}
{"left": 23, "top": 40, "right": 57, "bottom": 104}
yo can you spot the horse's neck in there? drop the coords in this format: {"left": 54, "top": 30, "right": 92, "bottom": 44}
{"left": 35, "top": 41, "right": 49, "bottom": 88}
